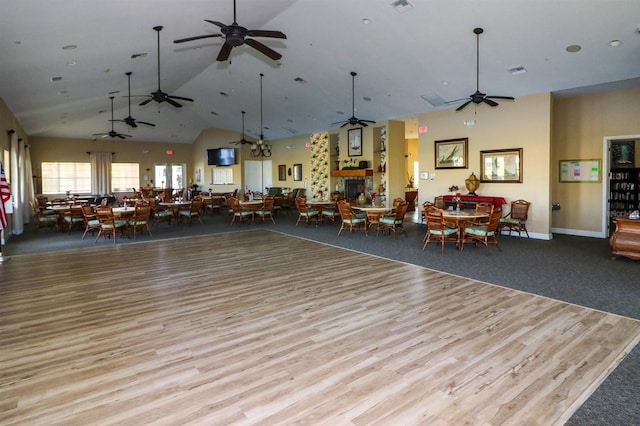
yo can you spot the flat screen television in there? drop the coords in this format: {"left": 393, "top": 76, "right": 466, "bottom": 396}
{"left": 207, "top": 148, "right": 236, "bottom": 166}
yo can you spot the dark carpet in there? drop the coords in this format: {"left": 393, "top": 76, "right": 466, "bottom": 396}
{"left": 3, "top": 211, "right": 638, "bottom": 425}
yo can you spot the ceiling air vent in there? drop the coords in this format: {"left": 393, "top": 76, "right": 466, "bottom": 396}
{"left": 508, "top": 66, "right": 527, "bottom": 75}
{"left": 390, "top": 0, "right": 413, "bottom": 13}
{"left": 421, "top": 93, "right": 446, "bottom": 107}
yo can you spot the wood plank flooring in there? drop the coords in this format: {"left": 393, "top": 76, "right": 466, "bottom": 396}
{"left": 1, "top": 230, "right": 639, "bottom": 425}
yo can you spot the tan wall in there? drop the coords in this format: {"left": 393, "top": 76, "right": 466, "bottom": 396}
{"left": 551, "top": 87, "right": 640, "bottom": 235}
{"left": 29, "top": 136, "right": 193, "bottom": 196}
{"left": 417, "top": 93, "right": 552, "bottom": 239}
{"left": 268, "top": 134, "right": 313, "bottom": 193}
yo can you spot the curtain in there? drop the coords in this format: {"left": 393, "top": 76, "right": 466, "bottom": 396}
{"left": 23, "top": 145, "right": 35, "bottom": 224}
{"left": 90, "top": 152, "right": 112, "bottom": 195}
{"left": 10, "top": 132, "right": 24, "bottom": 234}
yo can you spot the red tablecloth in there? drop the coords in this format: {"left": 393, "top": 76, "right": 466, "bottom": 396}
{"left": 442, "top": 195, "right": 507, "bottom": 206}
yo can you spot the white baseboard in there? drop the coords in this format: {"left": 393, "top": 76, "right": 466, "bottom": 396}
{"left": 551, "top": 227, "right": 606, "bottom": 239}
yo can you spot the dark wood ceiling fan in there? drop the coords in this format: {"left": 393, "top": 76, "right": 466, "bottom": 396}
{"left": 449, "top": 27, "right": 515, "bottom": 111}
{"left": 111, "top": 72, "right": 155, "bottom": 128}
{"left": 173, "top": 0, "right": 287, "bottom": 61}
{"left": 332, "top": 71, "right": 375, "bottom": 128}
{"left": 92, "top": 96, "right": 132, "bottom": 139}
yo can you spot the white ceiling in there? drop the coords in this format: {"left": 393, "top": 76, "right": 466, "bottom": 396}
{"left": 1, "top": 0, "right": 639, "bottom": 144}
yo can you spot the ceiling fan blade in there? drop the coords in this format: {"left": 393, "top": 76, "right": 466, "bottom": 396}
{"left": 455, "top": 100, "right": 472, "bottom": 111}
{"left": 139, "top": 97, "right": 153, "bottom": 106}
{"left": 165, "top": 98, "right": 183, "bottom": 108}
{"left": 168, "top": 95, "right": 194, "bottom": 102}
{"left": 136, "top": 121, "right": 156, "bottom": 127}
{"left": 340, "top": 122, "right": 350, "bottom": 128}
{"left": 205, "top": 20, "right": 228, "bottom": 29}
{"left": 217, "top": 43, "right": 233, "bottom": 61}
{"left": 246, "top": 29, "right": 287, "bottom": 39}
{"left": 245, "top": 39, "right": 282, "bottom": 60}
{"left": 117, "top": 134, "right": 127, "bottom": 139}
{"left": 174, "top": 34, "right": 222, "bottom": 44}
{"left": 483, "top": 98, "right": 499, "bottom": 107}
{"left": 486, "top": 95, "right": 515, "bottom": 100}
{"left": 446, "top": 97, "right": 470, "bottom": 105}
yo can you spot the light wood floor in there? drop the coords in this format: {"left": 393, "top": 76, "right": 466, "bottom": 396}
{"left": 1, "top": 230, "right": 639, "bottom": 425}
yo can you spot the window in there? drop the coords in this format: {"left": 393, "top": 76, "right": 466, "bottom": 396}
{"left": 213, "top": 168, "right": 233, "bottom": 185}
{"left": 112, "top": 163, "right": 140, "bottom": 192}
{"left": 42, "top": 162, "right": 91, "bottom": 195}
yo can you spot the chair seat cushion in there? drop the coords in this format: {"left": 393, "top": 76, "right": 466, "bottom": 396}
{"left": 464, "top": 225, "right": 492, "bottom": 236}
{"left": 344, "top": 218, "right": 365, "bottom": 224}
{"left": 301, "top": 211, "right": 319, "bottom": 217}
{"left": 500, "top": 218, "right": 521, "bottom": 224}
{"left": 102, "top": 220, "right": 127, "bottom": 229}
{"left": 234, "top": 211, "right": 253, "bottom": 217}
{"left": 39, "top": 216, "right": 58, "bottom": 223}
{"left": 129, "top": 219, "right": 149, "bottom": 226}
{"left": 155, "top": 210, "right": 172, "bottom": 217}
{"left": 380, "top": 217, "right": 401, "bottom": 225}
{"left": 429, "top": 227, "right": 458, "bottom": 236}
{"left": 87, "top": 219, "right": 99, "bottom": 226}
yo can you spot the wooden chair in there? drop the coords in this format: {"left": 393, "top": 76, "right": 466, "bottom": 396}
{"left": 62, "top": 207, "right": 85, "bottom": 232}
{"left": 461, "top": 207, "right": 503, "bottom": 255}
{"left": 178, "top": 197, "right": 203, "bottom": 224}
{"left": 228, "top": 197, "right": 254, "bottom": 225}
{"left": 256, "top": 196, "right": 276, "bottom": 224}
{"left": 434, "top": 196, "right": 446, "bottom": 210}
{"left": 499, "top": 199, "right": 531, "bottom": 237}
{"left": 295, "top": 196, "right": 319, "bottom": 227}
{"left": 80, "top": 204, "right": 100, "bottom": 240}
{"left": 128, "top": 203, "right": 153, "bottom": 240}
{"left": 379, "top": 201, "right": 409, "bottom": 238}
{"left": 337, "top": 200, "right": 367, "bottom": 236}
{"left": 29, "top": 200, "right": 58, "bottom": 233}
{"left": 149, "top": 198, "right": 172, "bottom": 227}
{"left": 320, "top": 204, "right": 340, "bottom": 225}
{"left": 474, "top": 202, "right": 494, "bottom": 224}
{"left": 421, "top": 201, "right": 434, "bottom": 223}
{"left": 423, "top": 206, "right": 459, "bottom": 254}
{"left": 365, "top": 210, "right": 382, "bottom": 235}
{"left": 94, "top": 207, "right": 127, "bottom": 244}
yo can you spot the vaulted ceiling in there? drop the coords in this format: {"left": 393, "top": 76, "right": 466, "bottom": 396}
{"left": 1, "top": 0, "right": 639, "bottom": 144}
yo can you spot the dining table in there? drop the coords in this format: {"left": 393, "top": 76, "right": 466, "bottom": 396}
{"left": 441, "top": 209, "right": 490, "bottom": 248}
{"left": 159, "top": 200, "right": 191, "bottom": 220}
{"left": 112, "top": 206, "right": 136, "bottom": 220}
{"left": 352, "top": 205, "right": 394, "bottom": 228}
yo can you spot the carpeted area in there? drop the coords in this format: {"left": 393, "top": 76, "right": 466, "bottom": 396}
{"left": 3, "top": 211, "right": 638, "bottom": 425}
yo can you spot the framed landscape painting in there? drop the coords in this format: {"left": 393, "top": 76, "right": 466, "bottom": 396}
{"left": 480, "top": 148, "right": 523, "bottom": 183}
{"left": 435, "top": 138, "right": 468, "bottom": 169}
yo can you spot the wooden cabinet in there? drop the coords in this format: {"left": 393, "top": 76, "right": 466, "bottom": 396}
{"left": 610, "top": 218, "right": 640, "bottom": 260}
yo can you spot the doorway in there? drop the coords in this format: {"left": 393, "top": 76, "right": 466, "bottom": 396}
{"left": 244, "top": 160, "right": 272, "bottom": 194}
{"left": 153, "top": 163, "right": 186, "bottom": 195}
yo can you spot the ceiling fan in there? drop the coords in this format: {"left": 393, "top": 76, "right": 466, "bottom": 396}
{"left": 450, "top": 27, "right": 514, "bottom": 111}
{"left": 92, "top": 96, "right": 132, "bottom": 140}
{"left": 173, "top": 0, "right": 287, "bottom": 61}
{"left": 332, "top": 71, "right": 375, "bottom": 128}
{"left": 111, "top": 72, "right": 156, "bottom": 128}
{"left": 140, "top": 26, "right": 194, "bottom": 108}
{"left": 229, "top": 111, "right": 252, "bottom": 145}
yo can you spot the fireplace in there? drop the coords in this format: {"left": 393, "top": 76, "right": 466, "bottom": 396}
{"left": 344, "top": 179, "right": 365, "bottom": 199}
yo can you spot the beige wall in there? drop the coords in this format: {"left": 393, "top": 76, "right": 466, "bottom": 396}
{"left": 6, "top": 85, "right": 640, "bottom": 239}
{"left": 417, "top": 93, "right": 553, "bottom": 239}
{"left": 29, "top": 136, "right": 193, "bottom": 196}
{"left": 552, "top": 87, "right": 640, "bottom": 236}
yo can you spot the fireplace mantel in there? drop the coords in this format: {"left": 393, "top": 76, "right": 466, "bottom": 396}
{"left": 331, "top": 169, "right": 373, "bottom": 177}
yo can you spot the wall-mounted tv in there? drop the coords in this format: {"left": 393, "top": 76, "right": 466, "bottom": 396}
{"left": 207, "top": 148, "right": 236, "bottom": 166}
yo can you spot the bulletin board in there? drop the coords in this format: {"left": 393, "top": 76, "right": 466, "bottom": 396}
{"left": 559, "top": 159, "right": 601, "bottom": 183}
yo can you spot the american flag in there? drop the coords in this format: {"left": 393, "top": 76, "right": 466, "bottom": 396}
{"left": 0, "top": 161, "right": 11, "bottom": 230}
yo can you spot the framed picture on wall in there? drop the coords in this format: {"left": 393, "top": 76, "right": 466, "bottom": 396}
{"left": 480, "top": 148, "right": 523, "bottom": 183}
{"left": 611, "top": 140, "right": 635, "bottom": 168}
{"left": 278, "top": 164, "right": 286, "bottom": 181}
{"left": 348, "top": 128, "right": 363, "bottom": 157}
{"left": 435, "top": 138, "right": 468, "bottom": 169}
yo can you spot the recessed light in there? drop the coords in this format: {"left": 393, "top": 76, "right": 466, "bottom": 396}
{"left": 62, "top": 44, "right": 77, "bottom": 50}
{"left": 463, "top": 120, "right": 476, "bottom": 126}
{"left": 566, "top": 44, "right": 582, "bottom": 53}
{"left": 67, "top": 61, "right": 76, "bottom": 66}
{"left": 362, "top": 18, "right": 371, "bottom": 25}
{"left": 609, "top": 39, "right": 622, "bottom": 47}
{"left": 441, "top": 81, "right": 449, "bottom": 86}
